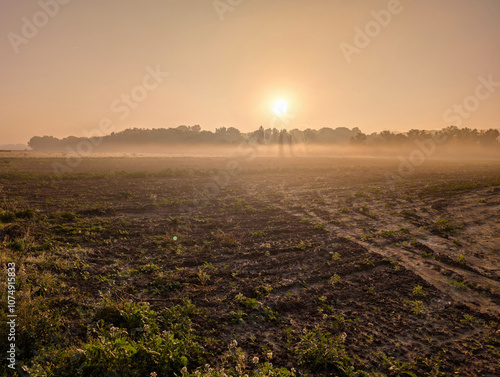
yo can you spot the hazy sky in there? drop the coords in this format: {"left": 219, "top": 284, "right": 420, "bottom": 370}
{"left": 1, "top": 0, "right": 499, "bottom": 144}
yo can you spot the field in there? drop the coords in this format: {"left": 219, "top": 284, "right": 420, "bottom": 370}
{"left": 1, "top": 154, "right": 499, "bottom": 376}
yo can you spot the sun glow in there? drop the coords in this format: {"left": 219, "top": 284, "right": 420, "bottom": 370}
{"left": 272, "top": 99, "right": 288, "bottom": 117}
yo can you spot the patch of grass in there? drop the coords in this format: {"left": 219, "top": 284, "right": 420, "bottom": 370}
{"left": 377, "top": 230, "right": 400, "bottom": 239}
{"left": 331, "top": 252, "right": 341, "bottom": 261}
{"left": 429, "top": 218, "right": 459, "bottom": 234}
{"left": 251, "top": 230, "right": 265, "bottom": 238}
{"left": 375, "top": 352, "right": 417, "bottom": 377}
{"left": 197, "top": 269, "right": 211, "bottom": 285}
{"left": 361, "top": 234, "right": 373, "bottom": 241}
{"left": 330, "top": 274, "right": 341, "bottom": 285}
{"left": 383, "top": 257, "right": 400, "bottom": 272}
{"left": 313, "top": 222, "right": 324, "bottom": 230}
{"left": 412, "top": 285, "right": 426, "bottom": 297}
{"left": 0, "top": 210, "right": 15, "bottom": 223}
{"left": 294, "top": 327, "right": 352, "bottom": 374}
{"left": 461, "top": 314, "right": 479, "bottom": 324}
{"left": 448, "top": 279, "right": 468, "bottom": 291}
{"left": 404, "top": 300, "right": 426, "bottom": 316}
{"left": 255, "top": 284, "right": 273, "bottom": 297}
{"left": 118, "top": 190, "right": 134, "bottom": 199}
{"left": 234, "top": 293, "right": 279, "bottom": 322}
{"left": 294, "top": 241, "right": 312, "bottom": 250}
{"left": 24, "top": 297, "right": 205, "bottom": 377}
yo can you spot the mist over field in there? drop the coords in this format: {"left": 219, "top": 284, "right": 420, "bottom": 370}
{"left": 21, "top": 125, "right": 500, "bottom": 160}
{"left": 1, "top": 0, "right": 500, "bottom": 376}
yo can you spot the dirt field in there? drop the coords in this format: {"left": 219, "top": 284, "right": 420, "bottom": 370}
{"left": 0, "top": 154, "right": 499, "bottom": 376}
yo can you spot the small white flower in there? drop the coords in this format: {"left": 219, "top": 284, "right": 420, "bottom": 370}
{"left": 252, "top": 356, "right": 259, "bottom": 364}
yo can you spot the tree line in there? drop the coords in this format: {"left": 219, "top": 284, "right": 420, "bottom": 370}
{"left": 27, "top": 125, "right": 499, "bottom": 152}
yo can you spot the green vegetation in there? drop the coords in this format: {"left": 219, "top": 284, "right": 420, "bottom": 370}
{"left": 294, "top": 327, "right": 352, "bottom": 374}
{"left": 404, "top": 300, "right": 426, "bottom": 316}
{"left": 1, "top": 157, "right": 498, "bottom": 375}
{"left": 412, "top": 285, "right": 426, "bottom": 297}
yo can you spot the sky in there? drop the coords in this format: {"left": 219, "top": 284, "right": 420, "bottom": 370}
{"left": 0, "top": 0, "right": 499, "bottom": 145}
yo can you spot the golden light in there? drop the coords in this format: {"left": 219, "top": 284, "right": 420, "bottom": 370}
{"left": 272, "top": 99, "right": 288, "bottom": 117}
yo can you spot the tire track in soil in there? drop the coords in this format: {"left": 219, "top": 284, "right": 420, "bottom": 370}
{"left": 273, "top": 186, "right": 500, "bottom": 317}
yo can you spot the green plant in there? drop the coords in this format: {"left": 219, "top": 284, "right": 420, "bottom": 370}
{"left": 313, "top": 222, "right": 324, "bottom": 230}
{"left": 377, "top": 230, "right": 399, "bottom": 239}
{"left": 404, "top": 300, "right": 426, "bottom": 316}
{"left": 383, "top": 257, "right": 400, "bottom": 271}
{"left": 0, "top": 210, "right": 15, "bottom": 223}
{"left": 294, "top": 327, "right": 352, "bottom": 374}
{"left": 412, "top": 285, "right": 426, "bottom": 297}
{"left": 448, "top": 279, "right": 468, "bottom": 290}
{"left": 251, "top": 230, "right": 265, "bottom": 238}
{"left": 361, "top": 234, "right": 373, "bottom": 241}
{"left": 461, "top": 314, "right": 478, "bottom": 324}
{"left": 331, "top": 252, "right": 341, "bottom": 261}
{"left": 430, "top": 218, "right": 458, "bottom": 234}
{"left": 118, "top": 190, "right": 133, "bottom": 199}
{"left": 294, "top": 241, "right": 312, "bottom": 250}
{"left": 375, "top": 352, "right": 416, "bottom": 376}
{"left": 330, "top": 274, "right": 341, "bottom": 285}
{"left": 197, "top": 269, "right": 211, "bottom": 285}
{"left": 255, "top": 284, "right": 273, "bottom": 297}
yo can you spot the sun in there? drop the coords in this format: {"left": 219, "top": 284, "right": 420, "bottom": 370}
{"left": 273, "top": 99, "right": 288, "bottom": 117}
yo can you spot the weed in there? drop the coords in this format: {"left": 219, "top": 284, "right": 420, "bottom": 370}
{"left": 404, "top": 300, "right": 426, "bottom": 316}
{"left": 330, "top": 274, "right": 341, "bottom": 285}
{"left": 251, "top": 230, "right": 265, "bottom": 238}
{"left": 461, "top": 314, "right": 479, "bottom": 324}
{"left": 197, "top": 269, "right": 211, "bottom": 285}
{"left": 383, "top": 258, "right": 400, "bottom": 272}
{"left": 0, "top": 210, "right": 16, "bottom": 223}
{"left": 294, "top": 241, "right": 312, "bottom": 250}
{"left": 375, "top": 352, "right": 416, "bottom": 376}
{"left": 412, "top": 285, "right": 426, "bottom": 297}
{"left": 447, "top": 280, "right": 468, "bottom": 291}
{"left": 313, "top": 222, "right": 324, "bottom": 230}
{"left": 255, "top": 284, "right": 273, "bottom": 297}
{"left": 118, "top": 190, "right": 134, "bottom": 199}
{"left": 377, "top": 230, "right": 399, "bottom": 239}
{"left": 331, "top": 252, "right": 341, "bottom": 261}
{"left": 429, "top": 218, "right": 459, "bottom": 234}
{"left": 294, "top": 327, "right": 352, "bottom": 374}
{"left": 361, "top": 234, "right": 373, "bottom": 241}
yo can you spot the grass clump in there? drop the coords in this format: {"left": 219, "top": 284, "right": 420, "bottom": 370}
{"left": 25, "top": 297, "right": 205, "bottom": 377}
{"left": 294, "top": 327, "right": 352, "bottom": 374}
